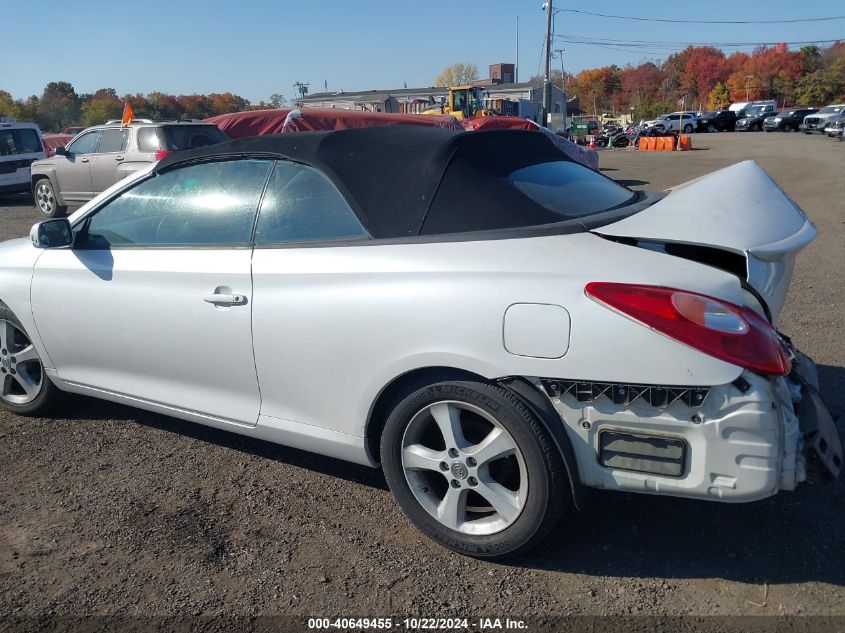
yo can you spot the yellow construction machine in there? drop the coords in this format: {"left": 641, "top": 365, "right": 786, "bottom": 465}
{"left": 422, "top": 86, "right": 494, "bottom": 120}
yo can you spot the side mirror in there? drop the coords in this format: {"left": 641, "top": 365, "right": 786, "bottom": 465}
{"left": 30, "top": 218, "right": 73, "bottom": 248}
{"left": 55, "top": 146, "right": 68, "bottom": 156}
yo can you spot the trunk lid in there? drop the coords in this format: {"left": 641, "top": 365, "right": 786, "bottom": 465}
{"left": 595, "top": 160, "right": 816, "bottom": 323}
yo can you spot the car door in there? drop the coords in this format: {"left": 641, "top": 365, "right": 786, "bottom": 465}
{"left": 0, "top": 129, "right": 25, "bottom": 190}
{"left": 90, "top": 128, "right": 129, "bottom": 194}
{"left": 55, "top": 130, "right": 100, "bottom": 201}
{"left": 250, "top": 160, "right": 371, "bottom": 430}
{"left": 31, "top": 158, "right": 274, "bottom": 424}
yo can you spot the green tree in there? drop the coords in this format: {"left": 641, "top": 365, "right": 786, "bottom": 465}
{"left": 81, "top": 97, "right": 123, "bottom": 126}
{"left": 434, "top": 62, "right": 479, "bottom": 87}
{"left": 269, "top": 93, "right": 287, "bottom": 108}
{"left": 38, "top": 81, "right": 82, "bottom": 132}
{"left": 0, "top": 90, "right": 18, "bottom": 118}
{"left": 793, "top": 59, "right": 845, "bottom": 106}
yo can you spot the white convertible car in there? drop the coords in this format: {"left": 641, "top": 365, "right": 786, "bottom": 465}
{"left": 1, "top": 127, "right": 840, "bottom": 557}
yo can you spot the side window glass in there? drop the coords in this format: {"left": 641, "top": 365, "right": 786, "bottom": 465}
{"left": 0, "top": 130, "right": 18, "bottom": 156}
{"left": 80, "top": 159, "right": 273, "bottom": 248}
{"left": 67, "top": 131, "right": 100, "bottom": 155}
{"left": 98, "top": 129, "right": 128, "bottom": 153}
{"left": 137, "top": 128, "right": 162, "bottom": 152}
{"left": 18, "top": 129, "right": 42, "bottom": 153}
{"left": 254, "top": 161, "right": 369, "bottom": 244}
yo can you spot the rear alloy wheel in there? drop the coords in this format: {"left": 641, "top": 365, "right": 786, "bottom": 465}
{"left": 0, "top": 307, "right": 62, "bottom": 416}
{"left": 706, "top": 124, "right": 716, "bottom": 133}
{"left": 381, "top": 380, "right": 569, "bottom": 558}
{"left": 683, "top": 124, "right": 693, "bottom": 134}
{"left": 34, "top": 178, "right": 67, "bottom": 218}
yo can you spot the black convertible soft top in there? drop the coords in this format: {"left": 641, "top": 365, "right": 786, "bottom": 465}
{"left": 155, "top": 126, "right": 630, "bottom": 240}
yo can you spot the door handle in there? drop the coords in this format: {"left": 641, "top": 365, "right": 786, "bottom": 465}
{"left": 203, "top": 292, "right": 247, "bottom": 305}
{"left": 115, "top": 155, "right": 124, "bottom": 161}
{"left": 81, "top": 157, "right": 89, "bottom": 163}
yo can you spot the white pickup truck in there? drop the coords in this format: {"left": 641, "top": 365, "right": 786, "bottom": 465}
{"left": 801, "top": 103, "right": 845, "bottom": 134}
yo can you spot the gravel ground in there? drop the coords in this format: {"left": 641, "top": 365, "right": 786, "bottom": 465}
{"left": 0, "top": 132, "right": 843, "bottom": 629}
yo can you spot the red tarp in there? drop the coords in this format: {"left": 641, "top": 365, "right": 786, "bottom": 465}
{"left": 41, "top": 133, "right": 72, "bottom": 157}
{"left": 205, "top": 109, "right": 292, "bottom": 138}
{"left": 206, "top": 108, "right": 462, "bottom": 139}
{"left": 460, "top": 116, "right": 539, "bottom": 132}
{"left": 281, "top": 108, "right": 463, "bottom": 132}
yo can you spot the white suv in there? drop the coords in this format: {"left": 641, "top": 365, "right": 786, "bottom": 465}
{"left": 0, "top": 120, "right": 46, "bottom": 196}
{"left": 643, "top": 112, "right": 698, "bottom": 133}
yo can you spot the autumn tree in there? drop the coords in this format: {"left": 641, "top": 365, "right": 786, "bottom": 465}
{"left": 434, "top": 62, "right": 479, "bottom": 87}
{"left": 706, "top": 83, "right": 730, "bottom": 110}
{"left": 208, "top": 92, "right": 250, "bottom": 116}
{"left": 682, "top": 47, "right": 729, "bottom": 103}
{"left": 270, "top": 93, "right": 287, "bottom": 108}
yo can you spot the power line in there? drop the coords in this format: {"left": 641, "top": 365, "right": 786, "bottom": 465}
{"left": 556, "top": 8, "right": 845, "bottom": 24}
{"left": 554, "top": 34, "right": 844, "bottom": 50}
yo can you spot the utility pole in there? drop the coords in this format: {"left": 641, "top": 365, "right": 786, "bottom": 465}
{"left": 555, "top": 47, "right": 566, "bottom": 129}
{"left": 543, "top": 0, "right": 553, "bottom": 125}
{"left": 515, "top": 16, "right": 519, "bottom": 84}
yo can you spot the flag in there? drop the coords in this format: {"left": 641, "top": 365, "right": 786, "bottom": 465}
{"left": 121, "top": 102, "right": 135, "bottom": 127}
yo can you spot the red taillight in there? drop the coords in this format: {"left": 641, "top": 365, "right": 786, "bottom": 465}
{"left": 154, "top": 150, "right": 173, "bottom": 161}
{"left": 585, "top": 282, "right": 790, "bottom": 375}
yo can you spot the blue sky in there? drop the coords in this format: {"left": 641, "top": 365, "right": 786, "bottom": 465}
{"left": 4, "top": 1, "right": 843, "bottom": 102}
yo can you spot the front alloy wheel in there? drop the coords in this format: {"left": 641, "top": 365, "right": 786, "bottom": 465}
{"left": 381, "top": 380, "right": 569, "bottom": 558}
{"left": 0, "top": 307, "right": 62, "bottom": 416}
{"left": 0, "top": 319, "right": 43, "bottom": 405}
{"left": 34, "top": 179, "right": 67, "bottom": 218}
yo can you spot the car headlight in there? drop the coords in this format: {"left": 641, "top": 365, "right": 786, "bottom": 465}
{"left": 772, "top": 118, "right": 782, "bottom": 122}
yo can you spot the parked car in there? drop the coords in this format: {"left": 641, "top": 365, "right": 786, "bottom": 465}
{"left": 697, "top": 110, "right": 737, "bottom": 132}
{"left": 736, "top": 110, "right": 779, "bottom": 132}
{"left": 643, "top": 112, "right": 698, "bottom": 133}
{"left": 29, "top": 119, "right": 229, "bottom": 217}
{"left": 0, "top": 121, "right": 46, "bottom": 196}
{"left": 2, "top": 126, "right": 839, "bottom": 558}
{"left": 763, "top": 108, "right": 819, "bottom": 132}
{"left": 801, "top": 104, "right": 845, "bottom": 134}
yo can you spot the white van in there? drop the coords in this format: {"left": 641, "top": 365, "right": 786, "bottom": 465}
{"left": 0, "top": 120, "right": 46, "bottom": 196}
{"left": 729, "top": 100, "right": 776, "bottom": 118}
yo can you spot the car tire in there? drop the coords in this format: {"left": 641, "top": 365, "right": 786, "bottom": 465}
{"left": 683, "top": 124, "right": 693, "bottom": 134}
{"left": 33, "top": 178, "right": 67, "bottom": 218}
{"left": 0, "top": 304, "right": 63, "bottom": 417}
{"left": 753, "top": 123, "right": 761, "bottom": 132}
{"left": 706, "top": 124, "right": 716, "bottom": 133}
{"left": 783, "top": 124, "right": 793, "bottom": 132}
{"left": 381, "top": 379, "right": 570, "bottom": 558}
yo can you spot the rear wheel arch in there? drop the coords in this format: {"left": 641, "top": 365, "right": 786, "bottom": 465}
{"left": 365, "top": 367, "right": 485, "bottom": 464}
{"left": 365, "top": 368, "right": 583, "bottom": 510}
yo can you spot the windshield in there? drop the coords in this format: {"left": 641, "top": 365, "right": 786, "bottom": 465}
{"left": 470, "top": 88, "right": 485, "bottom": 112}
{"left": 818, "top": 105, "right": 844, "bottom": 114}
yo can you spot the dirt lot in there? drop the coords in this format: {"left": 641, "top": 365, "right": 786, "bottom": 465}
{"left": 1, "top": 132, "right": 843, "bottom": 629}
